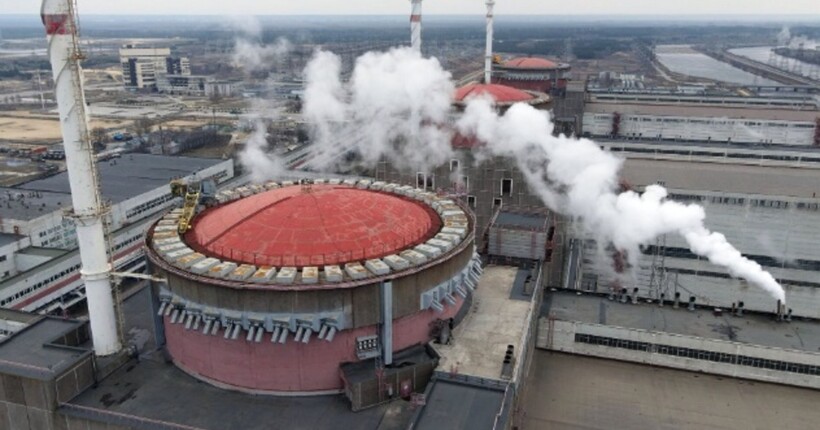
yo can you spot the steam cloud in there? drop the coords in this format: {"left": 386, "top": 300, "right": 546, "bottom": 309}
{"left": 226, "top": 15, "right": 292, "bottom": 181}
{"left": 303, "top": 47, "right": 455, "bottom": 172}
{"left": 260, "top": 46, "right": 787, "bottom": 302}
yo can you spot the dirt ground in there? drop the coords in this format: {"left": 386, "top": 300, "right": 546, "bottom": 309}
{"left": 0, "top": 112, "right": 133, "bottom": 143}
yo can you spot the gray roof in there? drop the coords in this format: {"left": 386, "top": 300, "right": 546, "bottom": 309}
{"left": 0, "top": 317, "right": 89, "bottom": 380}
{"left": 542, "top": 292, "right": 820, "bottom": 353}
{"left": 0, "top": 232, "right": 25, "bottom": 247}
{"left": 18, "top": 154, "right": 226, "bottom": 204}
{"left": 621, "top": 158, "right": 820, "bottom": 198}
{"left": 0, "top": 187, "right": 73, "bottom": 222}
{"left": 586, "top": 102, "right": 818, "bottom": 122}
{"left": 411, "top": 374, "right": 511, "bottom": 430}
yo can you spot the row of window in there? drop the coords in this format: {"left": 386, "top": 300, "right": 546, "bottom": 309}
{"left": 664, "top": 193, "right": 819, "bottom": 212}
{"left": 641, "top": 245, "right": 820, "bottom": 276}
{"left": 0, "top": 231, "right": 145, "bottom": 307}
{"left": 415, "top": 172, "right": 515, "bottom": 198}
{"left": 609, "top": 146, "right": 820, "bottom": 163}
{"left": 126, "top": 193, "right": 175, "bottom": 219}
{"left": 575, "top": 333, "right": 820, "bottom": 376}
{"left": 0, "top": 263, "right": 82, "bottom": 306}
{"left": 597, "top": 114, "right": 815, "bottom": 128}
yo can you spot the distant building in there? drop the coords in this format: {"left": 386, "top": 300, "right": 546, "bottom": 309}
{"left": 492, "top": 57, "right": 572, "bottom": 95}
{"left": 583, "top": 101, "right": 819, "bottom": 147}
{"left": 119, "top": 45, "right": 190, "bottom": 91}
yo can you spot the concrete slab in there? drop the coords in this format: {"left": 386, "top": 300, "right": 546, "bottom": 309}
{"left": 436, "top": 265, "right": 533, "bottom": 380}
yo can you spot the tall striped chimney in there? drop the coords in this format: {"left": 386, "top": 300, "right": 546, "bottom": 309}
{"left": 485, "top": 0, "right": 496, "bottom": 84}
{"left": 41, "top": 0, "right": 121, "bottom": 356}
{"left": 410, "top": 0, "right": 422, "bottom": 53}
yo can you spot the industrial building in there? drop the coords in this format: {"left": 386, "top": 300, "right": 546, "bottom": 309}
{"left": 0, "top": 155, "right": 233, "bottom": 313}
{"left": 583, "top": 99, "right": 819, "bottom": 147}
{"left": 119, "top": 45, "right": 191, "bottom": 91}
{"left": 148, "top": 179, "right": 479, "bottom": 394}
{"left": 492, "top": 56, "right": 572, "bottom": 94}
{"left": 566, "top": 157, "right": 820, "bottom": 319}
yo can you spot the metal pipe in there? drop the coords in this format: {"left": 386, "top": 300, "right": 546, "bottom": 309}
{"left": 410, "top": 0, "right": 422, "bottom": 52}
{"left": 484, "top": 0, "right": 495, "bottom": 84}
{"left": 42, "top": 0, "right": 120, "bottom": 356}
{"left": 381, "top": 281, "right": 393, "bottom": 365}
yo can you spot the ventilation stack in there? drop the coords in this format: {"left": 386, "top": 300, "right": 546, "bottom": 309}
{"left": 41, "top": 0, "right": 121, "bottom": 356}
{"left": 484, "top": 0, "right": 496, "bottom": 84}
{"left": 410, "top": 0, "right": 422, "bottom": 53}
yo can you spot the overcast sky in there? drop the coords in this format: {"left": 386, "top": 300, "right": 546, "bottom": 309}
{"left": 3, "top": 0, "right": 819, "bottom": 16}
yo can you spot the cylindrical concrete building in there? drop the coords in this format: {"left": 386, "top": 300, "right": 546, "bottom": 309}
{"left": 146, "top": 179, "right": 479, "bottom": 394}
{"left": 492, "top": 57, "right": 572, "bottom": 94}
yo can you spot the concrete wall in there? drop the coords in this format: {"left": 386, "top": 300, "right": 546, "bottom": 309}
{"left": 0, "top": 354, "right": 94, "bottom": 430}
{"left": 164, "top": 295, "right": 465, "bottom": 393}
{"left": 538, "top": 319, "right": 820, "bottom": 389}
{"left": 583, "top": 112, "right": 816, "bottom": 146}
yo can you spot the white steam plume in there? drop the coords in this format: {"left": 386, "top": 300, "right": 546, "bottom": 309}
{"left": 302, "top": 47, "right": 455, "bottom": 172}
{"left": 288, "top": 46, "right": 787, "bottom": 303}
{"left": 456, "top": 99, "right": 785, "bottom": 302}
{"left": 224, "top": 15, "right": 292, "bottom": 179}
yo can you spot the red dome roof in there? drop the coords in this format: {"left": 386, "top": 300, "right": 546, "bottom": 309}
{"left": 454, "top": 83, "right": 534, "bottom": 103}
{"left": 504, "top": 57, "right": 559, "bottom": 69}
{"left": 187, "top": 185, "right": 440, "bottom": 267}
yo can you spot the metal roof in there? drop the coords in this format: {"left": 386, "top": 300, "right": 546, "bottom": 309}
{"left": 621, "top": 158, "right": 820, "bottom": 198}
{"left": 17, "top": 154, "right": 226, "bottom": 204}
{"left": 187, "top": 185, "right": 441, "bottom": 267}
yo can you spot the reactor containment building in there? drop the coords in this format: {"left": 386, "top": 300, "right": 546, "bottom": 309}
{"left": 145, "top": 179, "right": 480, "bottom": 394}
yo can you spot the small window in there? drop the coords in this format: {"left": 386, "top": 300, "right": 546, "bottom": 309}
{"left": 493, "top": 197, "right": 502, "bottom": 207}
{"left": 450, "top": 159, "right": 460, "bottom": 171}
{"left": 416, "top": 172, "right": 425, "bottom": 189}
{"left": 0, "top": 255, "right": 6, "bottom": 262}
{"left": 501, "top": 178, "right": 513, "bottom": 196}
{"left": 467, "top": 195, "right": 476, "bottom": 209}
{"left": 425, "top": 174, "right": 435, "bottom": 191}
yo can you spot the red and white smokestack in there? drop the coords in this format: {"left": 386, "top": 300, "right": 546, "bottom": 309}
{"left": 410, "top": 0, "right": 422, "bottom": 53}
{"left": 484, "top": 0, "right": 496, "bottom": 84}
{"left": 41, "top": 0, "right": 121, "bottom": 356}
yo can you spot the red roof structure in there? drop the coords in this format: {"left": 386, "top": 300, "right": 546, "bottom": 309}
{"left": 187, "top": 185, "right": 440, "bottom": 267}
{"left": 503, "top": 57, "right": 560, "bottom": 69}
{"left": 453, "top": 83, "right": 534, "bottom": 103}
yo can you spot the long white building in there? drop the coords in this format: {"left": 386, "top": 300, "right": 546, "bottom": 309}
{"left": 0, "top": 154, "right": 233, "bottom": 312}
{"left": 583, "top": 102, "right": 818, "bottom": 147}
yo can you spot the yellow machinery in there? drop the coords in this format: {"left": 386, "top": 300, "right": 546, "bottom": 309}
{"left": 171, "top": 179, "right": 203, "bottom": 234}
{"left": 492, "top": 54, "right": 503, "bottom": 64}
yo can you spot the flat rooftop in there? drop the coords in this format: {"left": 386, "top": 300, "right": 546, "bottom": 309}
{"left": 65, "top": 357, "right": 414, "bottom": 430}
{"left": 64, "top": 284, "right": 414, "bottom": 430}
{"left": 18, "top": 154, "right": 225, "bottom": 204}
{"left": 541, "top": 291, "right": 820, "bottom": 354}
{"left": 586, "top": 102, "right": 818, "bottom": 122}
{"left": 0, "top": 316, "right": 88, "bottom": 380}
{"left": 435, "top": 265, "right": 534, "bottom": 380}
{"left": 522, "top": 351, "right": 820, "bottom": 430}
{"left": 0, "top": 187, "right": 73, "bottom": 221}
{"left": 0, "top": 232, "right": 25, "bottom": 247}
{"left": 621, "top": 158, "right": 820, "bottom": 199}
{"left": 412, "top": 374, "right": 510, "bottom": 430}
{"left": 493, "top": 209, "right": 549, "bottom": 231}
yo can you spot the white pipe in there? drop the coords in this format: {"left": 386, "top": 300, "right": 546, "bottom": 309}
{"left": 42, "top": 0, "right": 120, "bottom": 356}
{"left": 410, "top": 0, "right": 422, "bottom": 53}
{"left": 485, "top": 0, "right": 496, "bottom": 84}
